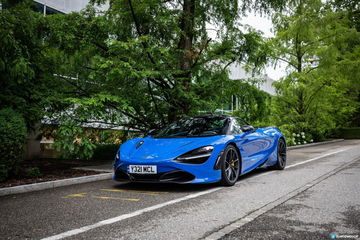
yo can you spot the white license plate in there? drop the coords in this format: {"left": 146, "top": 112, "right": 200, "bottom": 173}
{"left": 128, "top": 165, "right": 157, "bottom": 174}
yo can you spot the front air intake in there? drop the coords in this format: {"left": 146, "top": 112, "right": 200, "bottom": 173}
{"left": 159, "top": 171, "right": 195, "bottom": 183}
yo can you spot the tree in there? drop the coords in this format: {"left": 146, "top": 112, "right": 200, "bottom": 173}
{"left": 228, "top": 81, "right": 272, "bottom": 124}
{"left": 332, "top": 0, "right": 360, "bottom": 126}
{"left": 42, "top": 0, "right": 285, "bottom": 157}
{"left": 0, "top": 1, "right": 62, "bottom": 129}
{"left": 269, "top": 0, "right": 359, "bottom": 140}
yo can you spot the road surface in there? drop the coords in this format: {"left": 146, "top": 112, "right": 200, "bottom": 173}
{"left": 1, "top": 140, "right": 359, "bottom": 240}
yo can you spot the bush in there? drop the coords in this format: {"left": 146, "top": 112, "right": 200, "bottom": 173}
{"left": 23, "top": 167, "right": 42, "bottom": 178}
{"left": 53, "top": 123, "right": 126, "bottom": 160}
{"left": 91, "top": 144, "right": 120, "bottom": 161}
{"left": 0, "top": 108, "right": 27, "bottom": 182}
{"left": 338, "top": 127, "right": 360, "bottom": 139}
{"left": 53, "top": 123, "right": 97, "bottom": 160}
{"left": 289, "top": 132, "right": 314, "bottom": 146}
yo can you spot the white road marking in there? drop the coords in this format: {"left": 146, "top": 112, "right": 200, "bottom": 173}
{"left": 41, "top": 187, "right": 221, "bottom": 240}
{"left": 286, "top": 149, "right": 348, "bottom": 169}
{"left": 41, "top": 147, "right": 349, "bottom": 240}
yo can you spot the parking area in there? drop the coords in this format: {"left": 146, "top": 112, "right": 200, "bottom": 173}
{"left": 0, "top": 176, "right": 219, "bottom": 239}
{"left": 1, "top": 140, "right": 360, "bottom": 240}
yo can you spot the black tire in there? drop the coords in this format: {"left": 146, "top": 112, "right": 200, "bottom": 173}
{"left": 220, "top": 145, "right": 241, "bottom": 186}
{"left": 272, "top": 138, "right": 286, "bottom": 170}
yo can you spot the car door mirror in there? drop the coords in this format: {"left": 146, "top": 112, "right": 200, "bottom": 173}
{"left": 241, "top": 125, "right": 255, "bottom": 132}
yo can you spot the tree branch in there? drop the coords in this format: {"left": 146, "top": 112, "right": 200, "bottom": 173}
{"left": 305, "top": 65, "right": 319, "bottom": 74}
{"left": 147, "top": 79, "right": 166, "bottom": 125}
{"left": 274, "top": 56, "right": 298, "bottom": 70}
{"left": 127, "top": 0, "right": 172, "bottom": 90}
{"left": 222, "top": 59, "right": 236, "bottom": 71}
{"left": 191, "top": 38, "right": 212, "bottom": 68}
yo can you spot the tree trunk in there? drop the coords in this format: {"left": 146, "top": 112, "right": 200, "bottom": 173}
{"left": 174, "top": 0, "right": 195, "bottom": 117}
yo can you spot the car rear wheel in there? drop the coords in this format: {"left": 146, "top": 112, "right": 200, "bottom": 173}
{"left": 220, "top": 145, "right": 240, "bottom": 186}
{"left": 272, "top": 138, "right": 286, "bottom": 170}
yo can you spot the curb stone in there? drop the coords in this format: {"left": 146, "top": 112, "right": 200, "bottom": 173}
{"left": 0, "top": 173, "right": 112, "bottom": 197}
{"left": 287, "top": 139, "right": 344, "bottom": 150}
{"left": 0, "top": 139, "right": 344, "bottom": 197}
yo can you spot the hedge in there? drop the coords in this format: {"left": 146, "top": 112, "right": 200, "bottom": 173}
{"left": 91, "top": 144, "right": 120, "bottom": 161}
{"left": 338, "top": 127, "right": 360, "bottom": 139}
{"left": 0, "top": 108, "right": 27, "bottom": 182}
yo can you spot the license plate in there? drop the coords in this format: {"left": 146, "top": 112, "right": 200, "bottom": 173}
{"left": 128, "top": 165, "right": 157, "bottom": 174}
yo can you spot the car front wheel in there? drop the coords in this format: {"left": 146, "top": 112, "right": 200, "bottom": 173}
{"left": 220, "top": 145, "right": 240, "bottom": 186}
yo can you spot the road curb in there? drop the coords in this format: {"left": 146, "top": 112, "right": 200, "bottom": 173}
{"left": 287, "top": 139, "right": 344, "bottom": 150}
{"left": 0, "top": 173, "right": 112, "bottom": 197}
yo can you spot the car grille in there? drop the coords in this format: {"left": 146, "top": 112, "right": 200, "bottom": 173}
{"left": 114, "top": 169, "right": 195, "bottom": 183}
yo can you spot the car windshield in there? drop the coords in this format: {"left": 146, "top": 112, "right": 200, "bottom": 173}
{"left": 154, "top": 116, "right": 228, "bottom": 138}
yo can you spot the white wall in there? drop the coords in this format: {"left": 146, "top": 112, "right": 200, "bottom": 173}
{"left": 33, "top": 0, "right": 108, "bottom": 13}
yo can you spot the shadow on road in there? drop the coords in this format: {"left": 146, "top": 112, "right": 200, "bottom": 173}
{"left": 112, "top": 181, "right": 218, "bottom": 193}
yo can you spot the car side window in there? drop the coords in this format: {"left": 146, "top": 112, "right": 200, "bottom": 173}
{"left": 231, "top": 119, "right": 243, "bottom": 135}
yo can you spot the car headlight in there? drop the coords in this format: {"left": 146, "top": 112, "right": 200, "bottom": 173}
{"left": 174, "top": 146, "right": 214, "bottom": 164}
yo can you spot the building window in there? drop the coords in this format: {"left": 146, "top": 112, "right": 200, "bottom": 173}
{"left": 32, "top": 2, "right": 64, "bottom": 15}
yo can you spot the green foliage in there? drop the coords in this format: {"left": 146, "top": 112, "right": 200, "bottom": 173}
{"left": 92, "top": 144, "right": 120, "bottom": 161}
{"left": 269, "top": 0, "right": 359, "bottom": 140}
{"left": 277, "top": 126, "right": 292, "bottom": 145}
{"left": 0, "top": 108, "right": 27, "bottom": 182}
{"left": 43, "top": 0, "right": 285, "bottom": 157}
{"left": 36, "top": 0, "right": 283, "bottom": 158}
{"left": 2, "top": 0, "right": 358, "bottom": 161}
{"left": 337, "top": 127, "right": 360, "bottom": 139}
{"left": 228, "top": 81, "right": 272, "bottom": 123}
{"left": 23, "top": 167, "right": 42, "bottom": 178}
{"left": 53, "top": 123, "right": 97, "bottom": 160}
{"left": 0, "top": 2, "right": 62, "bottom": 128}
{"left": 333, "top": 0, "right": 360, "bottom": 31}
{"left": 51, "top": 123, "right": 125, "bottom": 160}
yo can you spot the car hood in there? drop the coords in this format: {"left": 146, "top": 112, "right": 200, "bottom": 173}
{"left": 121, "top": 135, "right": 226, "bottom": 161}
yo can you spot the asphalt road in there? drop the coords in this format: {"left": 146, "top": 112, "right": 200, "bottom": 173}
{"left": 1, "top": 140, "right": 360, "bottom": 240}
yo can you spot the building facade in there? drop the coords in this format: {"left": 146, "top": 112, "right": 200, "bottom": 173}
{"left": 222, "top": 63, "right": 275, "bottom": 113}
{"left": 32, "top": 0, "right": 108, "bottom": 14}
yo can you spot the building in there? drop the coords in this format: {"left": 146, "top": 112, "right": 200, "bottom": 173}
{"left": 221, "top": 63, "right": 275, "bottom": 113}
{"left": 31, "top": 0, "right": 108, "bottom": 15}
{"left": 229, "top": 63, "right": 275, "bottom": 95}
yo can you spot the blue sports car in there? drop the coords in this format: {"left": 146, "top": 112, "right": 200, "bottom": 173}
{"left": 113, "top": 114, "right": 286, "bottom": 186}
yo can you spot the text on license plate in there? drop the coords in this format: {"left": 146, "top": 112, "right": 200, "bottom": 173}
{"left": 129, "top": 165, "right": 157, "bottom": 174}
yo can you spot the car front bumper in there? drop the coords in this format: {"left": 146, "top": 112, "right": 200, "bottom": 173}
{"left": 113, "top": 157, "right": 221, "bottom": 184}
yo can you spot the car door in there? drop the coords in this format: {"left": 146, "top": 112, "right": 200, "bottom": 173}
{"left": 231, "top": 118, "right": 268, "bottom": 173}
